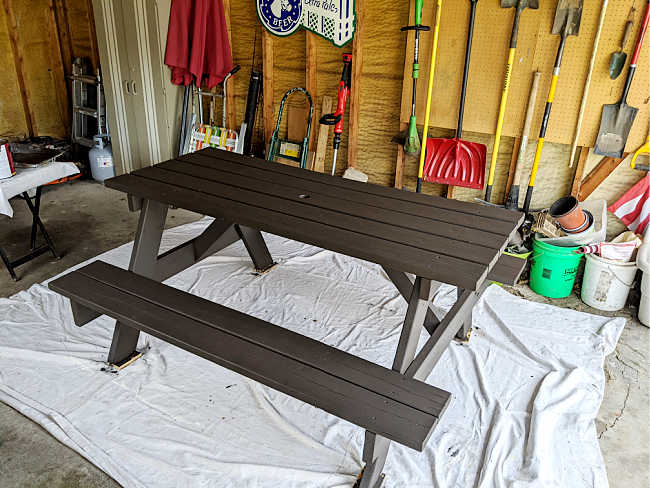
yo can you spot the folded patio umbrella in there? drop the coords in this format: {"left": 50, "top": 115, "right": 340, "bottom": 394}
{"left": 164, "top": 0, "right": 234, "bottom": 89}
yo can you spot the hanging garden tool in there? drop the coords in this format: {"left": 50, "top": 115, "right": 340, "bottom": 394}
{"left": 320, "top": 53, "right": 352, "bottom": 176}
{"left": 630, "top": 136, "right": 650, "bottom": 171}
{"left": 505, "top": 71, "right": 541, "bottom": 210}
{"left": 610, "top": 7, "right": 636, "bottom": 80}
{"left": 594, "top": 0, "right": 649, "bottom": 159}
{"left": 484, "top": 0, "right": 539, "bottom": 203}
{"left": 522, "top": 0, "right": 583, "bottom": 214}
{"left": 267, "top": 88, "right": 314, "bottom": 170}
{"left": 568, "top": 0, "right": 608, "bottom": 168}
{"left": 402, "top": 0, "right": 430, "bottom": 155}
{"left": 416, "top": 0, "right": 443, "bottom": 193}
{"left": 423, "top": 0, "right": 486, "bottom": 191}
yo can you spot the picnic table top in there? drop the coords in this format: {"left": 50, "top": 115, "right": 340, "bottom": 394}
{"left": 105, "top": 148, "right": 524, "bottom": 290}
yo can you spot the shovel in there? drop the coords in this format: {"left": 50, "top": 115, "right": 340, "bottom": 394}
{"left": 610, "top": 7, "right": 636, "bottom": 80}
{"left": 595, "top": 0, "right": 650, "bottom": 159}
{"left": 484, "top": 0, "right": 539, "bottom": 203}
{"left": 522, "top": 0, "right": 582, "bottom": 214}
{"left": 423, "top": 0, "right": 486, "bottom": 190}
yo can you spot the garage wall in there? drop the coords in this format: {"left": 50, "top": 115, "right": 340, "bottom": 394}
{"left": 0, "top": 0, "right": 99, "bottom": 139}
{"left": 221, "top": 0, "right": 648, "bottom": 212}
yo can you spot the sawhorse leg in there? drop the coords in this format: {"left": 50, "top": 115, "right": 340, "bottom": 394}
{"left": 0, "top": 187, "right": 59, "bottom": 281}
{"left": 23, "top": 188, "right": 58, "bottom": 258}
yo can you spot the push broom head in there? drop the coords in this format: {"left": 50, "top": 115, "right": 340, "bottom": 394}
{"left": 423, "top": 137, "right": 487, "bottom": 189}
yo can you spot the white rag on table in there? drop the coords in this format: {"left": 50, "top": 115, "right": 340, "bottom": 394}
{"left": 0, "top": 161, "right": 79, "bottom": 217}
{"left": 0, "top": 217, "right": 624, "bottom": 487}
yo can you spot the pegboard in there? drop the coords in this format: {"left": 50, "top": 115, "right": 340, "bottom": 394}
{"left": 400, "top": 0, "right": 649, "bottom": 153}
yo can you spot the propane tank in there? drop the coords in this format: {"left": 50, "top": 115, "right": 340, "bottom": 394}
{"left": 636, "top": 238, "right": 650, "bottom": 327}
{"left": 88, "top": 135, "right": 115, "bottom": 182}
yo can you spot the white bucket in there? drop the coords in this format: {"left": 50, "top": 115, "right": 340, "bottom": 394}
{"left": 581, "top": 254, "right": 638, "bottom": 311}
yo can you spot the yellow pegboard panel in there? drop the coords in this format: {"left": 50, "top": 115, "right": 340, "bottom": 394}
{"left": 400, "top": 0, "right": 648, "bottom": 152}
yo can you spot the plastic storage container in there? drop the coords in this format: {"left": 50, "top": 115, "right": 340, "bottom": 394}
{"left": 530, "top": 237, "right": 583, "bottom": 298}
{"left": 89, "top": 135, "right": 115, "bottom": 182}
{"left": 581, "top": 254, "right": 637, "bottom": 311}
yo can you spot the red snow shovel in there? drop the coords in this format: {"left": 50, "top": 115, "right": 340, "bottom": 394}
{"left": 423, "top": 0, "right": 486, "bottom": 190}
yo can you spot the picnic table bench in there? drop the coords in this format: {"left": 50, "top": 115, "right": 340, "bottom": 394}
{"left": 49, "top": 148, "right": 524, "bottom": 487}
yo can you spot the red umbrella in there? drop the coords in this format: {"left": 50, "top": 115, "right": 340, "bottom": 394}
{"left": 164, "top": 0, "right": 234, "bottom": 89}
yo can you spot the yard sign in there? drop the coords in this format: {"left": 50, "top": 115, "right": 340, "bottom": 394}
{"left": 256, "top": 0, "right": 355, "bottom": 47}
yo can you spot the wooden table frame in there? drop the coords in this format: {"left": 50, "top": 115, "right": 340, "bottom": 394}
{"left": 45, "top": 149, "right": 525, "bottom": 487}
{"left": 105, "top": 193, "right": 493, "bottom": 487}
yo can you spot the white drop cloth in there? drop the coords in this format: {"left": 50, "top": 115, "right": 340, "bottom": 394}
{"left": 0, "top": 217, "right": 624, "bottom": 487}
{"left": 0, "top": 161, "right": 79, "bottom": 217}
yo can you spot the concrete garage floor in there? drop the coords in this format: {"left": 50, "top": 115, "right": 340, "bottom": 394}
{"left": 0, "top": 180, "right": 648, "bottom": 487}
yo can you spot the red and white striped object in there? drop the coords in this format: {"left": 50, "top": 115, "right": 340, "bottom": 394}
{"left": 609, "top": 175, "right": 650, "bottom": 235}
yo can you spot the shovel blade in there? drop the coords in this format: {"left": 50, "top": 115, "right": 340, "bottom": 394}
{"left": 609, "top": 52, "right": 627, "bottom": 79}
{"left": 552, "top": 0, "right": 583, "bottom": 36}
{"left": 594, "top": 102, "right": 639, "bottom": 158}
{"left": 500, "top": 0, "right": 539, "bottom": 9}
{"left": 423, "top": 138, "right": 487, "bottom": 189}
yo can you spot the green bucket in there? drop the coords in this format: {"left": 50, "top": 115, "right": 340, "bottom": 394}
{"left": 529, "top": 238, "right": 583, "bottom": 298}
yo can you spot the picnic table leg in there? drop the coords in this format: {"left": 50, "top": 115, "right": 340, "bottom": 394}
{"left": 107, "top": 199, "right": 168, "bottom": 366}
{"left": 359, "top": 275, "right": 437, "bottom": 487}
{"left": 455, "top": 288, "right": 472, "bottom": 341}
{"left": 235, "top": 225, "right": 275, "bottom": 272}
{"left": 382, "top": 266, "right": 440, "bottom": 334}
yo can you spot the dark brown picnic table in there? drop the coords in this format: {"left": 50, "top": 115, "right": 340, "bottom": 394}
{"left": 49, "top": 148, "right": 524, "bottom": 488}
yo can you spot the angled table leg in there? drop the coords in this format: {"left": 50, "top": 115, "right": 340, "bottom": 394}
{"left": 382, "top": 266, "right": 441, "bottom": 334}
{"left": 107, "top": 199, "right": 168, "bottom": 365}
{"left": 358, "top": 276, "right": 438, "bottom": 487}
{"left": 235, "top": 225, "right": 275, "bottom": 272}
{"left": 455, "top": 288, "right": 473, "bottom": 341}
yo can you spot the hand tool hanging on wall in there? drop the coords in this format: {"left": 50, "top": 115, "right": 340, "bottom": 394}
{"left": 402, "top": 0, "right": 430, "bottom": 155}
{"left": 630, "top": 136, "right": 650, "bottom": 171}
{"left": 610, "top": 7, "right": 636, "bottom": 80}
{"left": 423, "top": 0, "right": 486, "bottom": 191}
{"left": 242, "top": 70, "right": 262, "bottom": 156}
{"left": 320, "top": 53, "right": 352, "bottom": 176}
{"left": 522, "top": 0, "right": 583, "bottom": 214}
{"left": 505, "top": 71, "right": 541, "bottom": 210}
{"left": 267, "top": 88, "right": 314, "bottom": 170}
{"left": 594, "top": 0, "right": 650, "bottom": 159}
{"left": 568, "top": 0, "right": 608, "bottom": 168}
{"left": 484, "top": 0, "right": 539, "bottom": 203}
{"left": 416, "top": 0, "right": 443, "bottom": 193}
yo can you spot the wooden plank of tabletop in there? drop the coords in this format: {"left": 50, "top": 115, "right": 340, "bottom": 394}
{"left": 193, "top": 148, "right": 523, "bottom": 224}
{"left": 171, "top": 153, "right": 518, "bottom": 237}
{"left": 137, "top": 165, "right": 500, "bottom": 266}
{"left": 105, "top": 174, "right": 489, "bottom": 289}
{"left": 155, "top": 159, "right": 507, "bottom": 249}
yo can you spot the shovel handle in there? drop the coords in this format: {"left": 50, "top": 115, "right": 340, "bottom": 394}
{"left": 631, "top": 1, "right": 650, "bottom": 67}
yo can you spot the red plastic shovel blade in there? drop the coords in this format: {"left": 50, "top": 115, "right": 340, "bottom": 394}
{"left": 423, "top": 137, "right": 487, "bottom": 189}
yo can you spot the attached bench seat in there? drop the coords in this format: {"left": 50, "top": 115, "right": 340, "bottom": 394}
{"left": 49, "top": 260, "right": 451, "bottom": 452}
{"left": 486, "top": 253, "right": 527, "bottom": 285}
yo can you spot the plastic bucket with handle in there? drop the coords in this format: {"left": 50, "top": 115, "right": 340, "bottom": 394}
{"left": 530, "top": 238, "right": 583, "bottom": 298}
{"left": 581, "top": 254, "right": 637, "bottom": 311}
